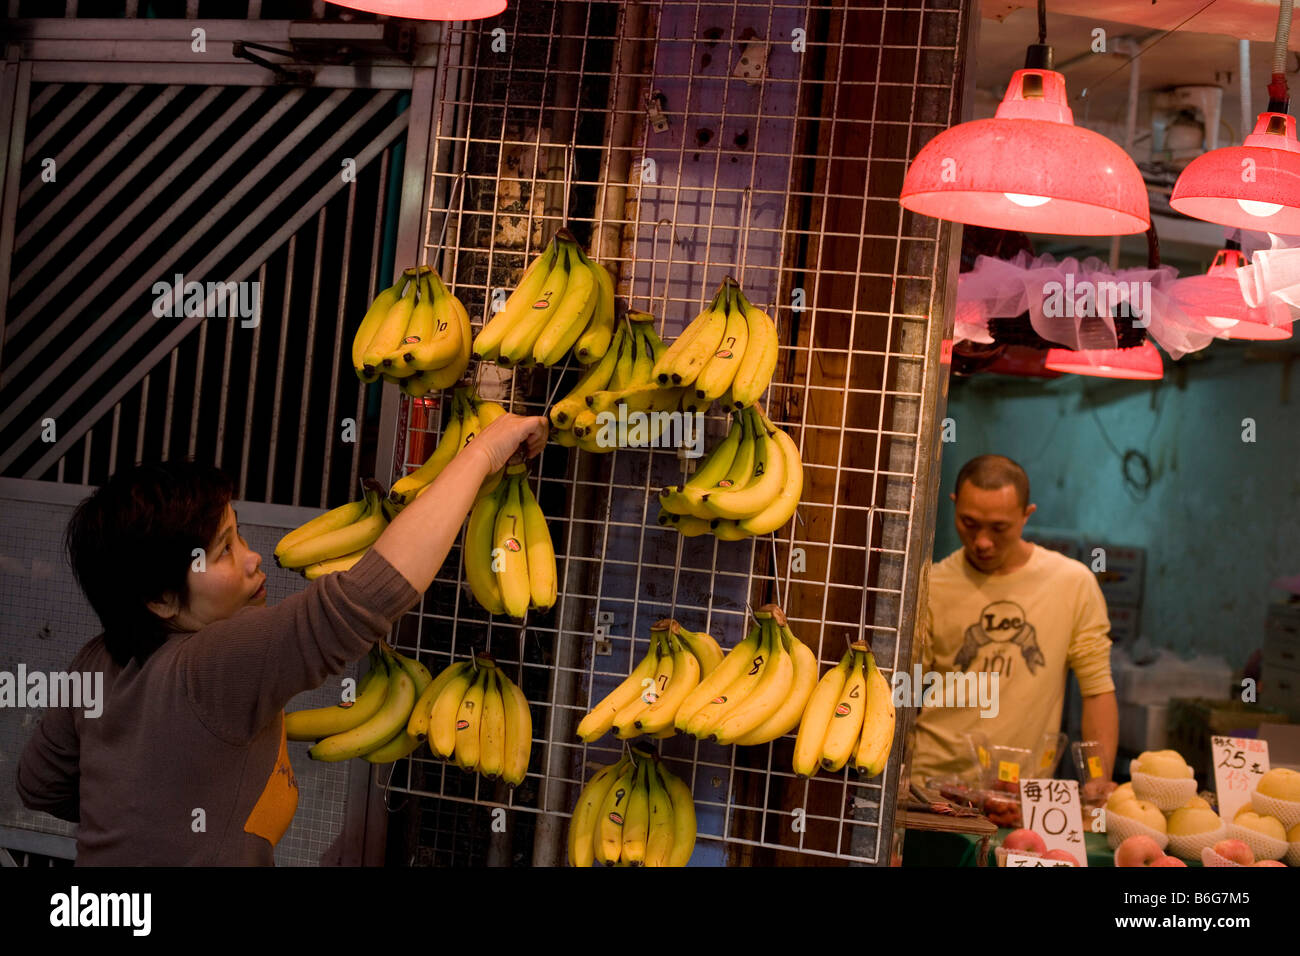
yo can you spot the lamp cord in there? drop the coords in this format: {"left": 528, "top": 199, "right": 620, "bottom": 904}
{"left": 1268, "top": 0, "right": 1293, "bottom": 111}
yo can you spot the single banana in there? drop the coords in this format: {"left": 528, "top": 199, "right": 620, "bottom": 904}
{"left": 733, "top": 623, "right": 819, "bottom": 746}
{"left": 670, "top": 410, "right": 755, "bottom": 521}
{"left": 674, "top": 622, "right": 763, "bottom": 733}
{"left": 361, "top": 277, "right": 419, "bottom": 373}
{"left": 550, "top": 339, "right": 620, "bottom": 428}
{"left": 388, "top": 647, "right": 434, "bottom": 699}
{"left": 534, "top": 241, "right": 598, "bottom": 366}
{"left": 574, "top": 248, "right": 616, "bottom": 364}
{"left": 285, "top": 651, "right": 387, "bottom": 740}
{"left": 352, "top": 274, "right": 410, "bottom": 382}
{"left": 692, "top": 279, "right": 749, "bottom": 401}
{"left": 477, "top": 669, "right": 508, "bottom": 779}
{"left": 728, "top": 283, "right": 779, "bottom": 408}
{"left": 403, "top": 283, "right": 472, "bottom": 394}
{"left": 428, "top": 662, "right": 478, "bottom": 758}
{"left": 700, "top": 406, "right": 786, "bottom": 521}
{"left": 499, "top": 669, "right": 533, "bottom": 786}
{"left": 793, "top": 649, "right": 853, "bottom": 777}
{"left": 493, "top": 472, "right": 531, "bottom": 619}
{"left": 662, "top": 512, "right": 713, "bottom": 537}
{"left": 474, "top": 239, "right": 560, "bottom": 362}
{"left": 568, "top": 757, "right": 629, "bottom": 867}
{"left": 499, "top": 242, "right": 572, "bottom": 367}
{"left": 398, "top": 272, "right": 463, "bottom": 372}
{"left": 309, "top": 662, "right": 416, "bottom": 762}
{"left": 518, "top": 473, "right": 557, "bottom": 611}
{"left": 278, "top": 486, "right": 387, "bottom": 569}
{"left": 595, "top": 758, "right": 638, "bottom": 866}
{"left": 712, "top": 619, "right": 795, "bottom": 745}
{"left": 361, "top": 726, "right": 423, "bottom": 764}
{"left": 658, "top": 412, "right": 743, "bottom": 516}
{"left": 686, "top": 617, "right": 774, "bottom": 739}
{"left": 275, "top": 499, "right": 368, "bottom": 561}
{"left": 819, "top": 648, "right": 868, "bottom": 772}
{"left": 302, "top": 547, "right": 368, "bottom": 580}
{"left": 620, "top": 760, "right": 651, "bottom": 865}
{"left": 738, "top": 409, "right": 803, "bottom": 536}
{"left": 606, "top": 323, "right": 637, "bottom": 393}
{"left": 453, "top": 666, "right": 489, "bottom": 771}
{"left": 635, "top": 631, "right": 700, "bottom": 735}
{"left": 853, "top": 651, "right": 896, "bottom": 777}
{"left": 644, "top": 758, "right": 677, "bottom": 867}
{"left": 710, "top": 519, "right": 751, "bottom": 541}
{"left": 389, "top": 391, "right": 465, "bottom": 507}
{"left": 381, "top": 273, "right": 433, "bottom": 376}
{"left": 408, "top": 659, "right": 472, "bottom": 740}
{"left": 612, "top": 630, "right": 671, "bottom": 738}
{"left": 463, "top": 477, "right": 507, "bottom": 615}
{"left": 576, "top": 639, "right": 662, "bottom": 742}
{"left": 662, "top": 284, "right": 729, "bottom": 386}
{"left": 659, "top": 762, "right": 697, "bottom": 866}
{"left": 652, "top": 284, "right": 724, "bottom": 385}
{"left": 670, "top": 622, "right": 725, "bottom": 676}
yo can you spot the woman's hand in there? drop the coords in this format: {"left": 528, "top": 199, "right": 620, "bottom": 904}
{"left": 468, "top": 412, "right": 551, "bottom": 474}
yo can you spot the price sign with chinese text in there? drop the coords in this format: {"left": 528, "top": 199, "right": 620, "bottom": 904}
{"left": 1018, "top": 778, "right": 1087, "bottom": 867}
{"left": 1212, "top": 736, "right": 1269, "bottom": 823}
{"left": 1005, "top": 852, "right": 1073, "bottom": 867}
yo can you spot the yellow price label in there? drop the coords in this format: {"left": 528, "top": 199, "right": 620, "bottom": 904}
{"left": 1088, "top": 756, "right": 1104, "bottom": 779}
{"left": 998, "top": 761, "right": 1020, "bottom": 783}
{"left": 1039, "top": 748, "right": 1056, "bottom": 770}
{"left": 977, "top": 746, "right": 990, "bottom": 768}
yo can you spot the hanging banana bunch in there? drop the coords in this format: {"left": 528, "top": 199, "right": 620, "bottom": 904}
{"left": 463, "top": 463, "right": 558, "bottom": 618}
{"left": 351, "top": 267, "right": 471, "bottom": 392}
{"left": 567, "top": 745, "right": 696, "bottom": 867}
{"left": 657, "top": 403, "right": 803, "bottom": 539}
{"left": 274, "top": 479, "right": 389, "bottom": 579}
{"left": 792, "top": 640, "right": 896, "bottom": 778}
{"left": 473, "top": 229, "right": 617, "bottom": 369}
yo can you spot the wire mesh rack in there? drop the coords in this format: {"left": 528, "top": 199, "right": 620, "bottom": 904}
{"left": 382, "top": 0, "right": 966, "bottom": 866}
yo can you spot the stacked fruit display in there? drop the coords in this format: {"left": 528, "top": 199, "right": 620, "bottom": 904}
{"left": 673, "top": 606, "right": 819, "bottom": 745}
{"left": 275, "top": 480, "right": 389, "bottom": 579}
{"left": 567, "top": 746, "right": 696, "bottom": 867}
{"left": 351, "top": 267, "right": 473, "bottom": 396}
{"left": 473, "top": 230, "right": 616, "bottom": 368}
{"left": 652, "top": 276, "right": 777, "bottom": 409}
{"left": 463, "top": 463, "right": 557, "bottom": 618}
{"left": 413, "top": 654, "right": 532, "bottom": 785}
{"left": 658, "top": 404, "right": 803, "bottom": 539}
{"left": 285, "top": 644, "right": 432, "bottom": 764}
{"left": 575, "top": 620, "right": 722, "bottom": 741}
{"left": 386, "top": 386, "right": 508, "bottom": 517}
{"left": 792, "top": 640, "right": 896, "bottom": 778}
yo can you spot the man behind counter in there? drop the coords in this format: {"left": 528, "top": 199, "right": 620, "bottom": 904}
{"left": 910, "top": 454, "right": 1119, "bottom": 798}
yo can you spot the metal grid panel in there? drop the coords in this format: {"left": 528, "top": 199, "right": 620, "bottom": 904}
{"left": 384, "top": 0, "right": 965, "bottom": 866}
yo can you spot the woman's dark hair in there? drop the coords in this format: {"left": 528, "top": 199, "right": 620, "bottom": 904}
{"left": 65, "top": 460, "right": 234, "bottom": 667}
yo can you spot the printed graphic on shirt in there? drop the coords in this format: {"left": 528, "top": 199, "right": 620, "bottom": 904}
{"left": 243, "top": 715, "right": 299, "bottom": 847}
{"left": 953, "top": 600, "right": 1045, "bottom": 681}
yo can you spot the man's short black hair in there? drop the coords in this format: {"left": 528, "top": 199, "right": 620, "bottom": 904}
{"left": 65, "top": 460, "right": 234, "bottom": 667}
{"left": 954, "top": 454, "right": 1030, "bottom": 510}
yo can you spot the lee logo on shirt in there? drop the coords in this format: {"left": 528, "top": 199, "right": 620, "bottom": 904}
{"left": 954, "top": 600, "right": 1045, "bottom": 679}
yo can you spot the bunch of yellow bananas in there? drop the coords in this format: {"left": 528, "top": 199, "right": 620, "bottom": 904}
{"left": 549, "top": 313, "right": 696, "bottom": 454}
{"left": 651, "top": 276, "right": 778, "bottom": 409}
{"left": 274, "top": 481, "right": 389, "bottom": 579}
{"left": 351, "top": 267, "right": 472, "bottom": 396}
{"left": 473, "top": 230, "right": 616, "bottom": 369}
{"left": 657, "top": 403, "right": 803, "bottom": 539}
{"left": 285, "top": 644, "right": 434, "bottom": 764}
{"left": 463, "top": 463, "right": 557, "bottom": 618}
{"left": 568, "top": 746, "right": 696, "bottom": 867}
{"left": 385, "top": 386, "right": 508, "bottom": 518}
{"left": 575, "top": 620, "right": 722, "bottom": 742}
{"left": 792, "top": 642, "right": 896, "bottom": 778}
{"left": 412, "top": 654, "right": 532, "bottom": 784}
{"left": 673, "top": 605, "right": 818, "bottom": 745}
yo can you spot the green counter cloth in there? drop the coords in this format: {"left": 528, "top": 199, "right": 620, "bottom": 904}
{"left": 903, "top": 828, "right": 1202, "bottom": 867}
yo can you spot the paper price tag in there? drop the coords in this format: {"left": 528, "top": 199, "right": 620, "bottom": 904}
{"left": 1212, "top": 735, "right": 1269, "bottom": 824}
{"left": 1087, "top": 756, "right": 1104, "bottom": 779}
{"left": 1005, "top": 851, "right": 1074, "bottom": 867}
{"left": 997, "top": 760, "right": 1019, "bottom": 783}
{"left": 977, "top": 745, "right": 990, "bottom": 768}
{"left": 1019, "top": 777, "right": 1087, "bottom": 867}
{"left": 1038, "top": 747, "right": 1057, "bottom": 773}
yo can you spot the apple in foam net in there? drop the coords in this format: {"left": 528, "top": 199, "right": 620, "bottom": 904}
{"left": 1109, "top": 798, "right": 1167, "bottom": 833}
{"left": 1150, "top": 856, "right": 1187, "bottom": 867}
{"left": 1167, "top": 806, "right": 1224, "bottom": 836}
{"left": 1180, "top": 796, "right": 1213, "bottom": 812}
{"left": 1255, "top": 767, "right": 1300, "bottom": 803}
{"left": 1212, "top": 839, "right": 1254, "bottom": 865}
{"left": 1115, "top": 834, "right": 1165, "bottom": 867}
{"left": 1233, "top": 810, "right": 1288, "bottom": 842}
{"left": 1106, "top": 783, "right": 1135, "bottom": 809}
{"left": 1002, "top": 828, "right": 1047, "bottom": 855}
{"left": 1134, "top": 749, "right": 1193, "bottom": 778}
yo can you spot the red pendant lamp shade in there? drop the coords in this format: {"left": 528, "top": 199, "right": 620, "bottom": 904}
{"left": 1169, "top": 113, "right": 1300, "bottom": 232}
{"left": 900, "top": 70, "right": 1150, "bottom": 236}
{"left": 328, "top": 0, "right": 506, "bottom": 19}
{"left": 1044, "top": 340, "right": 1164, "bottom": 380}
{"left": 1202, "top": 248, "right": 1293, "bottom": 341}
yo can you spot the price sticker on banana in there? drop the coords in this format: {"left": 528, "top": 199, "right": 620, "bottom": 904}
{"left": 1018, "top": 778, "right": 1087, "bottom": 867}
{"left": 1211, "top": 735, "right": 1269, "bottom": 824}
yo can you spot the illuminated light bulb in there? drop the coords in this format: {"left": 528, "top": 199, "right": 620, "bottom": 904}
{"left": 1236, "top": 198, "right": 1284, "bottom": 217}
{"left": 1004, "top": 192, "right": 1052, "bottom": 207}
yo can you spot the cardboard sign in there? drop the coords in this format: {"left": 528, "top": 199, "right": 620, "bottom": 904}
{"left": 1019, "top": 778, "right": 1088, "bottom": 867}
{"left": 1005, "top": 852, "right": 1074, "bottom": 867}
{"left": 1211, "top": 735, "right": 1270, "bottom": 824}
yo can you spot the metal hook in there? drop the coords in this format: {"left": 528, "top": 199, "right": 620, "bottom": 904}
{"left": 737, "top": 185, "right": 754, "bottom": 289}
